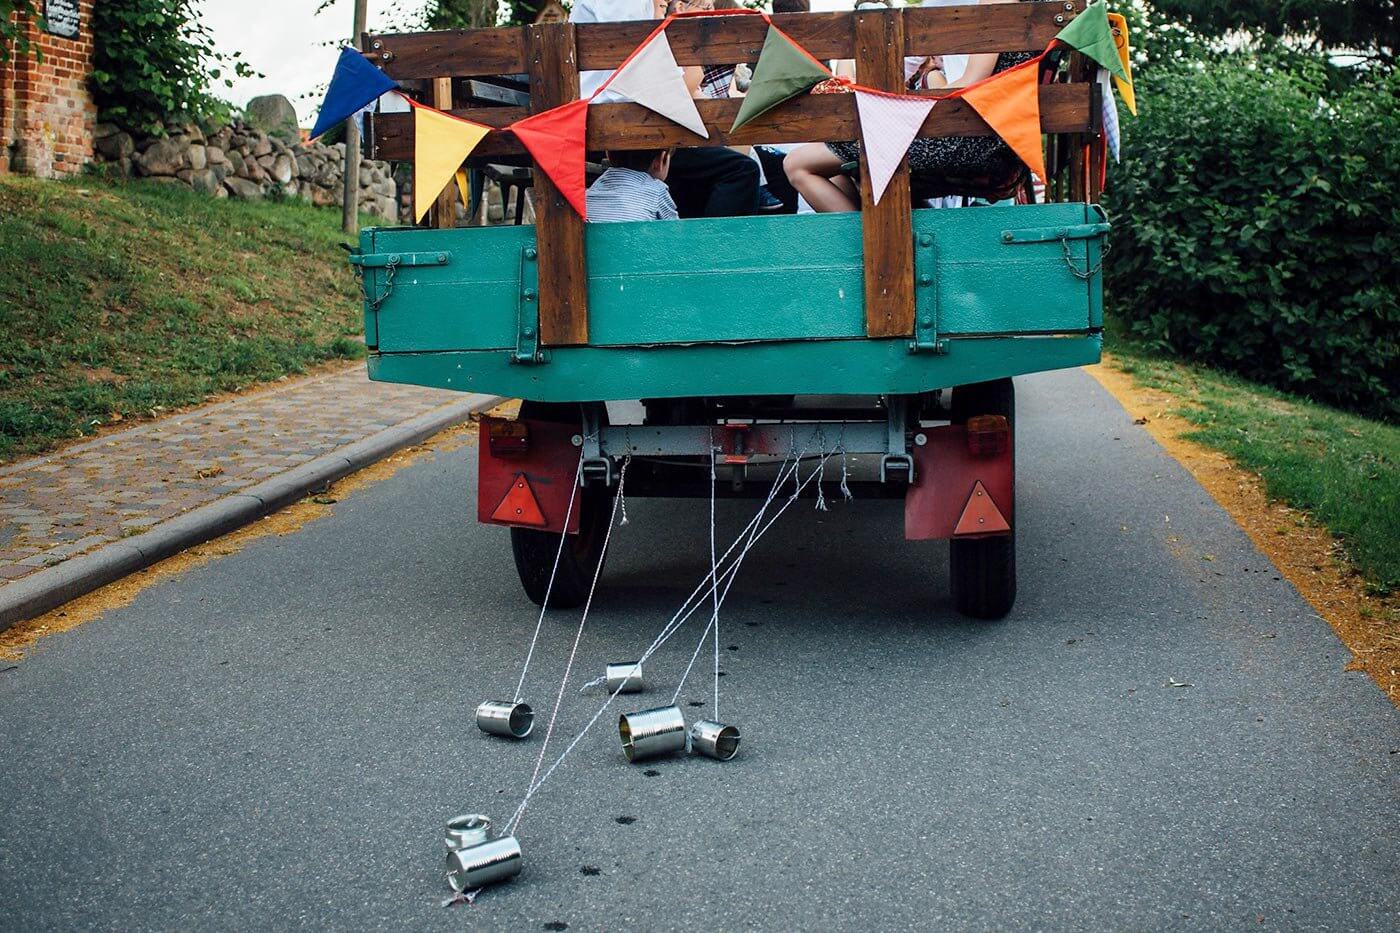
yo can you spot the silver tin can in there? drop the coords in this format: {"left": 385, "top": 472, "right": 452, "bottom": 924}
{"left": 605, "top": 662, "right": 645, "bottom": 694}
{"left": 689, "top": 720, "right": 741, "bottom": 761}
{"left": 445, "top": 814, "right": 491, "bottom": 851}
{"left": 476, "top": 700, "right": 534, "bottom": 739}
{"left": 618, "top": 705, "right": 687, "bottom": 762}
{"left": 445, "top": 835, "right": 522, "bottom": 892}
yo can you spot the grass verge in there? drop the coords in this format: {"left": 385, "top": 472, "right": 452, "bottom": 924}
{"left": 0, "top": 174, "right": 368, "bottom": 462}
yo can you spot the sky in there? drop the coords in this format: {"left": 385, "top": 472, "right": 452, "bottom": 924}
{"left": 205, "top": 0, "right": 852, "bottom": 127}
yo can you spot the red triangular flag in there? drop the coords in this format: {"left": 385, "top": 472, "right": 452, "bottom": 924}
{"left": 511, "top": 99, "right": 589, "bottom": 218}
{"left": 959, "top": 57, "right": 1047, "bottom": 184}
{"left": 491, "top": 473, "right": 548, "bottom": 527}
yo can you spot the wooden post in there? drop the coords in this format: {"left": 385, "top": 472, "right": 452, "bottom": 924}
{"left": 430, "top": 77, "right": 458, "bottom": 228}
{"left": 854, "top": 10, "right": 915, "bottom": 339}
{"left": 526, "top": 22, "right": 589, "bottom": 346}
{"left": 341, "top": 0, "right": 369, "bottom": 235}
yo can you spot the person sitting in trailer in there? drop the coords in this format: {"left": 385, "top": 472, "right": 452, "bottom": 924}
{"left": 573, "top": 0, "right": 760, "bottom": 218}
{"left": 586, "top": 149, "right": 680, "bottom": 221}
{"left": 783, "top": 0, "right": 1035, "bottom": 212}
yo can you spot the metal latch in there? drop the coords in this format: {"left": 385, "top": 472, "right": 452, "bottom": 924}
{"left": 347, "top": 250, "right": 452, "bottom": 268}
{"left": 999, "top": 223, "right": 1110, "bottom": 245}
{"left": 512, "top": 243, "right": 548, "bottom": 365}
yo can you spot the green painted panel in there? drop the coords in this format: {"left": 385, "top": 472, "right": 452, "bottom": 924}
{"left": 368, "top": 334, "right": 1102, "bottom": 402}
{"left": 358, "top": 203, "right": 1106, "bottom": 354}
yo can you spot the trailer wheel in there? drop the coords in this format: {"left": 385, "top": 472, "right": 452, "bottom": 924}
{"left": 510, "top": 401, "right": 613, "bottom": 609}
{"left": 948, "top": 379, "right": 1016, "bottom": 620}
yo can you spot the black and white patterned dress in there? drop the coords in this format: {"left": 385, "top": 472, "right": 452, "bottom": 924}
{"left": 827, "top": 50, "right": 1036, "bottom": 176}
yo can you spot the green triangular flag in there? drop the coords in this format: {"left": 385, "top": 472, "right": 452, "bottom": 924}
{"left": 1053, "top": 3, "right": 1127, "bottom": 82}
{"left": 730, "top": 26, "right": 830, "bottom": 132}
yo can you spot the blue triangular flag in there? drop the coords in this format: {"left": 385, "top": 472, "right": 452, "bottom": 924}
{"left": 310, "top": 48, "right": 397, "bottom": 140}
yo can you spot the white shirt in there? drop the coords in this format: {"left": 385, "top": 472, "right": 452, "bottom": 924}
{"left": 572, "top": 0, "right": 659, "bottom": 99}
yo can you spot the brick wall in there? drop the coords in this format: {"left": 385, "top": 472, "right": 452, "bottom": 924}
{"left": 1, "top": 2, "right": 97, "bottom": 177}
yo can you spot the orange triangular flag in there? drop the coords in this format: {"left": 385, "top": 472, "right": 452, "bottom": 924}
{"left": 511, "top": 99, "right": 589, "bottom": 218}
{"left": 491, "top": 473, "right": 548, "bottom": 527}
{"left": 959, "top": 58, "right": 1046, "bottom": 184}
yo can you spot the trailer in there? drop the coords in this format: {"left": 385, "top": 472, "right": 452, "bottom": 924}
{"left": 353, "top": 1, "right": 1111, "bottom": 619}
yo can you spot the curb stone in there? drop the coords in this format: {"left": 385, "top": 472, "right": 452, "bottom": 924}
{"left": 0, "top": 394, "right": 503, "bottom": 633}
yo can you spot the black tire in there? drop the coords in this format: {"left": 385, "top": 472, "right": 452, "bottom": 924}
{"left": 947, "top": 379, "right": 1016, "bottom": 620}
{"left": 509, "top": 401, "right": 613, "bottom": 609}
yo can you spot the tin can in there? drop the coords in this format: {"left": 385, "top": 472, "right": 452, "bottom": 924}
{"left": 605, "top": 662, "right": 645, "bottom": 694}
{"left": 445, "top": 814, "right": 491, "bottom": 851}
{"left": 476, "top": 700, "right": 534, "bottom": 739}
{"left": 689, "top": 720, "right": 741, "bottom": 761}
{"left": 445, "top": 835, "right": 522, "bottom": 892}
{"left": 618, "top": 705, "right": 687, "bottom": 762}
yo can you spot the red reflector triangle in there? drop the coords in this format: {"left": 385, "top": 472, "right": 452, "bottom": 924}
{"left": 953, "top": 481, "right": 1010, "bottom": 536}
{"left": 491, "top": 473, "right": 547, "bottom": 527}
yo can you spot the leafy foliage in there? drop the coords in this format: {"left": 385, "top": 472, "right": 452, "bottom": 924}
{"left": 90, "top": 0, "right": 258, "bottom": 135}
{"left": 1147, "top": 0, "right": 1396, "bottom": 67}
{"left": 1105, "top": 56, "right": 1400, "bottom": 419}
{"left": 0, "top": 0, "right": 43, "bottom": 62}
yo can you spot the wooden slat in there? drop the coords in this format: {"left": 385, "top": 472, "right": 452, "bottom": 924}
{"left": 526, "top": 23, "right": 589, "bottom": 347}
{"left": 854, "top": 10, "right": 914, "bottom": 339}
{"left": 371, "top": 83, "right": 1094, "bottom": 160}
{"left": 430, "top": 77, "right": 457, "bottom": 229}
{"left": 363, "top": 2, "right": 1083, "bottom": 80}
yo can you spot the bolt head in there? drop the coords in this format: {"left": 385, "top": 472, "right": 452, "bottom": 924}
{"left": 919, "top": 234, "right": 932, "bottom": 246}
{"left": 525, "top": 247, "right": 538, "bottom": 260}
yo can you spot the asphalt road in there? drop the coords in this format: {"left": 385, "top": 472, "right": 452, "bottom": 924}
{"left": 2, "top": 368, "right": 1397, "bottom": 932}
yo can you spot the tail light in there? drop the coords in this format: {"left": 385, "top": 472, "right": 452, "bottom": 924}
{"left": 487, "top": 419, "right": 530, "bottom": 457}
{"left": 965, "top": 415, "right": 1010, "bottom": 457}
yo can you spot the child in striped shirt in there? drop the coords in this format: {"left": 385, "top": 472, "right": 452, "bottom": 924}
{"left": 586, "top": 149, "right": 679, "bottom": 222}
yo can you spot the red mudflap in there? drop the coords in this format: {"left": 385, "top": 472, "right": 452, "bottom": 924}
{"left": 478, "top": 417, "right": 581, "bottom": 534}
{"left": 904, "top": 424, "right": 1014, "bottom": 540}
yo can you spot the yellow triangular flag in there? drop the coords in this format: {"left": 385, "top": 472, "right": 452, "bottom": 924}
{"left": 414, "top": 106, "right": 490, "bottom": 223}
{"left": 1106, "top": 13, "right": 1137, "bottom": 116}
{"left": 454, "top": 168, "right": 472, "bottom": 210}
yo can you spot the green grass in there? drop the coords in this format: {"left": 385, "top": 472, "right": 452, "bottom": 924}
{"left": 1107, "top": 339, "right": 1399, "bottom": 595}
{"left": 0, "top": 174, "right": 370, "bottom": 461}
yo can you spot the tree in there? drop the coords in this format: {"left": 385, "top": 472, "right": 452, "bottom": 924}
{"left": 90, "top": 0, "right": 258, "bottom": 135}
{"left": 427, "top": 0, "right": 504, "bottom": 29}
{"left": 1147, "top": 0, "right": 1396, "bottom": 66}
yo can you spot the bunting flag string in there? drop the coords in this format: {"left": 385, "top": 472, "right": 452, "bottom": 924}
{"left": 595, "top": 25, "right": 709, "bottom": 139}
{"left": 409, "top": 98, "right": 492, "bottom": 223}
{"left": 730, "top": 23, "right": 832, "bottom": 132}
{"left": 511, "top": 99, "right": 591, "bottom": 218}
{"left": 1106, "top": 12, "right": 1138, "bottom": 115}
{"left": 853, "top": 89, "right": 936, "bottom": 205}
{"left": 310, "top": 47, "right": 399, "bottom": 140}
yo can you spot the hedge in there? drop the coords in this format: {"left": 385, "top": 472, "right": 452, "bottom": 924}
{"left": 1104, "top": 58, "right": 1399, "bottom": 420}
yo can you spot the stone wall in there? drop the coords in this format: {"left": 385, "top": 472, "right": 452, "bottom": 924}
{"left": 0, "top": 1, "right": 97, "bottom": 177}
{"left": 92, "top": 120, "right": 401, "bottom": 221}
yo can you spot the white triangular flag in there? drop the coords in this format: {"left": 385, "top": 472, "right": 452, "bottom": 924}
{"left": 602, "top": 31, "right": 708, "bottom": 139}
{"left": 1097, "top": 69, "right": 1120, "bottom": 163}
{"left": 854, "top": 89, "right": 936, "bottom": 205}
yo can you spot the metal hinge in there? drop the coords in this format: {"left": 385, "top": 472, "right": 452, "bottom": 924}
{"left": 909, "top": 232, "right": 946, "bottom": 354}
{"left": 512, "top": 243, "right": 548, "bottom": 365}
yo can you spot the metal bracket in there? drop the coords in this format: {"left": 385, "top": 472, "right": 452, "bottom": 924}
{"left": 999, "top": 223, "right": 1111, "bottom": 245}
{"left": 348, "top": 250, "right": 451, "bottom": 268}
{"left": 880, "top": 395, "right": 914, "bottom": 484}
{"left": 579, "top": 405, "right": 613, "bottom": 485}
{"left": 909, "top": 232, "right": 945, "bottom": 354}
{"left": 512, "top": 243, "right": 547, "bottom": 365}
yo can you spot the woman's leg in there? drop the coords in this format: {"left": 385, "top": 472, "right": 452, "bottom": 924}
{"left": 784, "top": 144, "right": 860, "bottom": 213}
